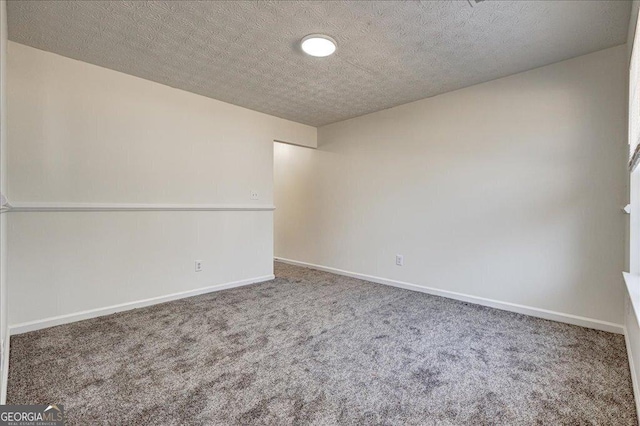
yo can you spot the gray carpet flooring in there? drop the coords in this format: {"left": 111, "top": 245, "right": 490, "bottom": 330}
{"left": 7, "top": 262, "right": 637, "bottom": 425}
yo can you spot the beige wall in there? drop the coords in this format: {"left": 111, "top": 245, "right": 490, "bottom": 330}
{"left": 0, "top": 0, "right": 7, "bottom": 403}
{"left": 8, "top": 42, "right": 315, "bottom": 204}
{"left": 276, "top": 45, "right": 628, "bottom": 327}
{"left": 7, "top": 42, "right": 315, "bottom": 327}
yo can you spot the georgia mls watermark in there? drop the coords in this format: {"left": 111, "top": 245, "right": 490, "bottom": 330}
{"left": 0, "top": 405, "right": 64, "bottom": 426}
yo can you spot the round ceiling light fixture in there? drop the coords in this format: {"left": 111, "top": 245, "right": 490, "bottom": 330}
{"left": 301, "top": 34, "right": 337, "bottom": 57}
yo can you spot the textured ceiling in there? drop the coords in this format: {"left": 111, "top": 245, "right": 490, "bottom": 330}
{"left": 7, "top": 0, "right": 631, "bottom": 127}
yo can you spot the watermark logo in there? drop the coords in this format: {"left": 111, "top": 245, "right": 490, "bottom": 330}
{"left": 0, "top": 404, "right": 64, "bottom": 426}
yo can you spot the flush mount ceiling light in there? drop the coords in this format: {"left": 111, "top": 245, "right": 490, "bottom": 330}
{"left": 301, "top": 34, "right": 337, "bottom": 57}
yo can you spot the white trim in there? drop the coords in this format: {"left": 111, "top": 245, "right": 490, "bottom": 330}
{"left": 624, "top": 326, "right": 640, "bottom": 416}
{"left": 273, "top": 139, "right": 317, "bottom": 150}
{"left": 7, "top": 202, "right": 275, "bottom": 212}
{"left": 0, "top": 336, "right": 8, "bottom": 404}
{"left": 624, "top": 272, "right": 640, "bottom": 328}
{"left": 275, "top": 257, "right": 624, "bottom": 334}
{"left": 9, "top": 275, "right": 274, "bottom": 335}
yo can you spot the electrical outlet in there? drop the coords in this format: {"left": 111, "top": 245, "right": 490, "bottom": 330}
{"left": 250, "top": 190, "right": 259, "bottom": 200}
{"left": 195, "top": 260, "right": 203, "bottom": 272}
{"left": 396, "top": 255, "right": 404, "bottom": 266}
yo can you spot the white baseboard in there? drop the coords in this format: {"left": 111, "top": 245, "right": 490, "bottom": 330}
{"left": 0, "top": 335, "right": 9, "bottom": 404}
{"left": 9, "top": 275, "right": 275, "bottom": 336}
{"left": 275, "top": 257, "right": 624, "bottom": 334}
{"left": 624, "top": 326, "right": 640, "bottom": 416}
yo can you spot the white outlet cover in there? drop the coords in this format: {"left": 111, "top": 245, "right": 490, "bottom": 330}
{"left": 195, "top": 260, "right": 203, "bottom": 272}
{"left": 396, "top": 255, "right": 404, "bottom": 266}
{"left": 250, "top": 190, "right": 259, "bottom": 200}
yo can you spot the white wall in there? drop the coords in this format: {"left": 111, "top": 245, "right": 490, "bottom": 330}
{"left": 275, "top": 45, "right": 628, "bottom": 328}
{"left": 7, "top": 42, "right": 315, "bottom": 328}
{"left": 625, "top": 0, "right": 640, "bottom": 414}
{"left": 0, "top": 0, "right": 8, "bottom": 404}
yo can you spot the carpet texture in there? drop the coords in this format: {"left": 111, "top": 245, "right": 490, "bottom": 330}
{"left": 7, "top": 262, "right": 637, "bottom": 425}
